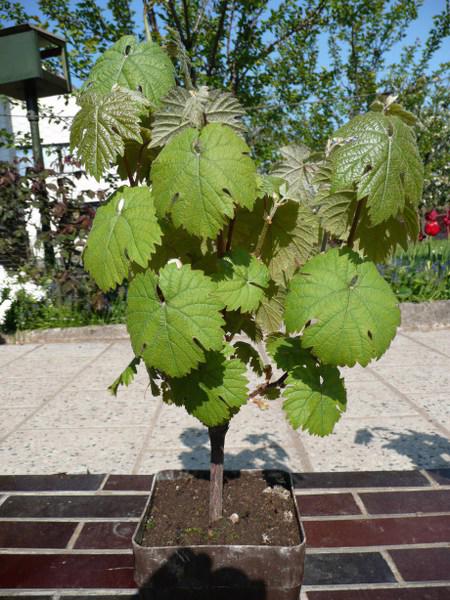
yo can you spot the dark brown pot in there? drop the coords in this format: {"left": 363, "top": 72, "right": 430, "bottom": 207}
{"left": 132, "top": 469, "right": 306, "bottom": 600}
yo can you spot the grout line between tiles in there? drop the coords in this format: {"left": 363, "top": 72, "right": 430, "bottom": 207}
{"left": 131, "top": 397, "right": 164, "bottom": 474}
{"left": 381, "top": 549, "right": 405, "bottom": 584}
{"left": 399, "top": 331, "right": 450, "bottom": 359}
{"left": 352, "top": 491, "right": 369, "bottom": 514}
{"left": 0, "top": 343, "right": 43, "bottom": 370}
{"left": 66, "top": 522, "right": 84, "bottom": 550}
{"left": 0, "top": 343, "right": 116, "bottom": 445}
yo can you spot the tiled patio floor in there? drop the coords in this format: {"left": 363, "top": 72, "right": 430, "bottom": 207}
{"left": 0, "top": 470, "right": 449, "bottom": 598}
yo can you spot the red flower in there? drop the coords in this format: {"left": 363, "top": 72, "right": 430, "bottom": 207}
{"left": 424, "top": 220, "right": 440, "bottom": 236}
{"left": 425, "top": 209, "right": 439, "bottom": 221}
{"left": 418, "top": 232, "right": 425, "bottom": 241}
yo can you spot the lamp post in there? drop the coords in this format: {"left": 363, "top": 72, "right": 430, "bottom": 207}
{"left": 0, "top": 24, "right": 72, "bottom": 268}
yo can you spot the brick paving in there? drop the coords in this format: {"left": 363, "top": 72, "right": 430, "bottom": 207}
{"left": 0, "top": 471, "right": 449, "bottom": 598}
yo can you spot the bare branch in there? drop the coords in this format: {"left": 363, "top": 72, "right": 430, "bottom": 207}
{"left": 206, "top": 0, "right": 229, "bottom": 77}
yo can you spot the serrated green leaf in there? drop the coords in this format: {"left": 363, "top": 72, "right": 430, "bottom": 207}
{"left": 213, "top": 248, "right": 269, "bottom": 312}
{"left": 169, "top": 350, "right": 248, "bottom": 426}
{"left": 150, "top": 87, "right": 246, "bottom": 148}
{"left": 108, "top": 357, "right": 141, "bottom": 396}
{"left": 84, "top": 35, "right": 175, "bottom": 106}
{"left": 285, "top": 248, "right": 400, "bottom": 367}
{"left": 233, "top": 199, "right": 319, "bottom": 285}
{"left": 314, "top": 190, "right": 354, "bottom": 239}
{"left": 255, "top": 282, "right": 286, "bottom": 334}
{"left": 224, "top": 311, "right": 263, "bottom": 342}
{"left": 232, "top": 341, "right": 265, "bottom": 376}
{"left": 151, "top": 124, "right": 256, "bottom": 238}
{"left": 127, "top": 264, "right": 225, "bottom": 377}
{"left": 355, "top": 202, "right": 419, "bottom": 262}
{"left": 256, "top": 174, "right": 285, "bottom": 198}
{"left": 148, "top": 219, "right": 205, "bottom": 272}
{"left": 272, "top": 144, "right": 321, "bottom": 202}
{"left": 283, "top": 362, "right": 347, "bottom": 436}
{"left": 266, "top": 333, "right": 315, "bottom": 372}
{"left": 83, "top": 186, "right": 162, "bottom": 291}
{"left": 330, "top": 112, "right": 423, "bottom": 225}
{"left": 70, "top": 89, "right": 147, "bottom": 180}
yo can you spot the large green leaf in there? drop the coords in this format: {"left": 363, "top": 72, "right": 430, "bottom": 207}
{"left": 283, "top": 362, "right": 347, "bottom": 436}
{"left": 330, "top": 112, "right": 423, "bottom": 225}
{"left": 234, "top": 198, "right": 319, "bottom": 285}
{"left": 272, "top": 145, "right": 320, "bottom": 202}
{"left": 151, "top": 124, "right": 257, "bottom": 239}
{"left": 150, "top": 87, "right": 246, "bottom": 148}
{"left": 266, "top": 333, "right": 314, "bottom": 372}
{"left": 169, "top": 350, "right": 248, "bottom": 426}
{"left": 314, "top": 189, "right": 354, "bottom": 239}
{"left": 127, "top": 264, "right": 225, "bottom": 377}
{"left": 213, "top": 248, "right": 269, "bottom": 312}
{"left": 255, "top": 282, "right": 286, "bottom": 334}
{"left": 70, "top": 89, "right": 147, "bottom": 180}
{"left": 84, "top": 35, "right": 174, "bottom": 106}
{"left": 83, "top": 186, "right": 162, "bottom": 291}
{"left": 284, "top": 248, "right": 400, "bottom": 366}
{"left": 231, "top": 341, "right": 265, "bottom": 376}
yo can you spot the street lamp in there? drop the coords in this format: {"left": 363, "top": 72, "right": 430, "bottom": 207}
{"left": 0, "top": 24, "right": 72, "bottom": 267}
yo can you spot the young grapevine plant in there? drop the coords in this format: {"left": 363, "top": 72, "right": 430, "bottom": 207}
{"left": 70, "top": 36, "right": 423, "bottom": 523}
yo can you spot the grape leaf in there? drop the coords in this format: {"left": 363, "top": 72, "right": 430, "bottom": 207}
{"left": 314, "top": 189, "right": 354, "bottom": 239}
{"left": 255, "top": 282, "right": 286, "bottom": 334}
{"left": 169, "top": 350, "right": 248, "bottom": 426}
{"left": 330, "top": 111, "right": 423, "bottom": 225}
{"left": 232, "top": 341, "right": 265, "bottom": 376}
{"left": 224, "top": 311, "right": 263, "bottom": 342}
{"left": 213, "top": 248, "right": 270, "bottom": 312}
{"left": 108, "top": 357, "right": 141, "bottom": 396}
{"left": 266, "top": 333, "right": 315, "bottom": 372}
{"left": 283, "top": 362, "right": 347, "bottom": 436}
{"left": 84, "top": 35, "right": 175, "bottom": 106}
{"left": 256, "top": 174, "right": 286, "bottom": 198}
{"left": 83, "top": 186, "right": 162, "bottom": 291}
{"left": 272, "top": 144, "right": 321, "bottom": 202}
{"left": 151, "top": 124, "right": 256, "bottom": 238}
{"left": 284, "top": 248, "right": 400, "bottom": 366}
{"left": 127, "top": 264, "right": 225, "bottom": 377}
{"left": 148, "top": 219, "right": 205, "bottom": 272}
{"left": 150, "top": 87, "right": 246, "bottom": 148}
{"left": 70, "top": 89, "right": 147, "bottom": 180}
{"left": 233, "top": 199, "right": 319, "bottom": 285}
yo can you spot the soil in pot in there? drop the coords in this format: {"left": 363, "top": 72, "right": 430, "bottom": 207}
{"left": 141, "top": 471, "right": 301, "bottom": 547}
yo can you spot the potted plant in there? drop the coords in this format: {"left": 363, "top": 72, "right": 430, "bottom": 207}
{"left": 70, "top": 34, "right": 423, "bottom": 600}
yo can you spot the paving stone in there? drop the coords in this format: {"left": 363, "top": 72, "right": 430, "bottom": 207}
{"left": 360, "top": 489, "right": 450, "bottom": 514}
{"left": 293, "top": 471, "right": 429, "bottom": 489}
{"left": 75, "top": 521, "right": 137, "bottom": 549}
{"left": 303, "top": 552, "right": 395, "bottom": 585}
{"left": 390, "top": 547, "right": 450, "bottom": 581}
{"left": 0, "top": 427, "right": 146, "bottom": 474}
{"left": 0, "top": 344, "right": 38, "bottom": 367}
{"left": 370, "top": 363, "right": 450, "bottom": 396}
{"left": 104, "top": 475, "right": 153, "bottom": 491}
{"left": 0, "top": 408, "right": 35, "bottom": 438}
{"left": 303, "top": 515, "right": 450, "bottom": 548}
{"left": 24, "top": 391, "right": 158, "bottom": 429}
{"left": 300, "top": 417, "right": 450, "bottom": 471}
{"left": 0, "top": 474, "right": 104, "bottom": 492}
{"left": 0, "top": 521, "right": 76, "bottom": 548}
{"left": 427, "top": 468, "right": 450, "bottom": 486}
{"left": 0, "top": 494, "right": 146, "bottom": 518}
{"left": 306, "top": 587, "right": 450, "bottom": 599}
{"left": 0, "top": 378, "right": 71, "bottom": 408}
{"left": 296, "top": 493, "right": 361, "bottom": 517}
{"left": 343, "top": 379, "right": 415, "bottom": 419}
{"left": 405, "top": 329, "right": 450, "bottom": 357}
{"left": 0, "top": 554, "right": 135, "bottom": 588}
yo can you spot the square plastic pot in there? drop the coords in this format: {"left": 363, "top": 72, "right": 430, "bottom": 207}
{"left": 132, "top": 469, "right": 306, "bottom": 600}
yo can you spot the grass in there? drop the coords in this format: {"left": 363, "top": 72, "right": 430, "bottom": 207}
{"left": 379, "top": 238, "right": 450, "bottom": 303}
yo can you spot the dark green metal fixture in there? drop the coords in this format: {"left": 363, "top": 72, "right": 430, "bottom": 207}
{"left": 0, "top": 24, "right": 72, "bottom": 267}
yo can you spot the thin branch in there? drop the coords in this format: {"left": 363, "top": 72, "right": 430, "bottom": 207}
{"left": 225, "top": 216, "right": 235, "bottom": 253}
{"left": 254, "top": 197, "right": 283, "bottom": 258}
{"left": 181, "top": 0, "right": 192, "bottom": 48}
{"left": 192, "top": 0, "right": 209, "bottom": 37}
{"left": 122, "top": 155, "right": 136, "bottom": 187}
{"left": 347, "top": 198, "right": 365, "bottom": 248}
{"left": 144, "top": 1, "right": 161, "bottom": 40}
{"left": 206, "top": 0, "right": 229, "bottom": 77}
{"left": 248, "top": 371, "right": 288, "bottom": 400}
{"left": 166, "top": 0, "right": 188, "bottom": 47}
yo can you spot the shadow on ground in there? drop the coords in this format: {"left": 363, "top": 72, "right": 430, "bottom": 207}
{"left": 177, "top": 427, "right": 292, "bottom": 471}
{"left": 354, "top": 427, "right": 450, "bottom": 468}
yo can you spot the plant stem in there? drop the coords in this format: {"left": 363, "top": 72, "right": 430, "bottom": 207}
{"left": 208, "top": 423, "right": 229, "bottom": 524}
{"left": 347, "top": 198, "right": 365, "bottom": 249}
{"left": 254, "top": 197, "right": 282, "bottom": 258}
{"left": 123, "top": 155, "right": 136, "bottom": 187}
{"left": 225, "top": 216, "right": 235, "bottom": 253}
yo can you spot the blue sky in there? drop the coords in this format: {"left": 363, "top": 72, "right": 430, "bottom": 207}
{"left": 12, "top": 0, "right": 450, "bottom": 74}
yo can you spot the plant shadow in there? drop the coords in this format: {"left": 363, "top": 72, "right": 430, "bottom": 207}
{"left": 128, "top": 548, "right": 268, "bottom": 599}
{"left": 354, "top": 427, "right": 450, "bottom": 469}
{"left": 177, "top": 426, "right": 292, "bottom": 471}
